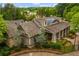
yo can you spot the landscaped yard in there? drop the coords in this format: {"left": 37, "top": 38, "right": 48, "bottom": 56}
{"left": 0, "top": 3, "right": 79, "bottom": 56}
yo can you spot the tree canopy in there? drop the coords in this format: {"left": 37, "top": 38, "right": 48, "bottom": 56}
{"left": 0, "top": 15, "right": 7, "bottom": 42}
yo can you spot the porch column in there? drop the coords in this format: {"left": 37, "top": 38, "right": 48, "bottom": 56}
{"left": 58, "top": 32, "right": 61, "bottom": 39}
{"left": 28, "top": 38, "right": 35, "bottom": 48}
{"left": 62, "top": 30, "right": 64, "bottom": 38}
{"left": 28, "top": 38, "right": 31, "bottom": 44}
{"left": 60, "top": 31, "right": 63, "bottom": 38}
{"left": 65, "top": 28, "right": 67, "bottom": 37}
{"left": 56, "top": 32, "right": 60, "bottom": 40}
{"left": 52, "top": 33, "right": 56, "bottom": 42}
{"left": 28, "top": 38, "right": 32, "bottom": 48}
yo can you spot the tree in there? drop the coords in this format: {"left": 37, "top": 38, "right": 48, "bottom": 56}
{"left": 37, "top": 7, "right": 56, "bottom": 17}
{"left": 55, "top": 3, "right": 69, "bottom": 17}
{"left": 34, "top": 29, "right": 47, "bottom": 48}
{"left": 15, "top": 8, "right": 23, "bottom": 20}
{"left": 64, "top": 6, "right": 79, "bottom": 22}
{"left": 21, "top": 10, "right": 35, "bottom": 21}
{"left": 0, "top": 4, "right": 2, "bottom": 14}
{"left": 65, "top": 12, "right": 74, "bottom": 22}
{"left": 0, "top": 15, "right": 7, "bottom": 43}
{"left": 45, "top": 7, "right": 56, "bottom": 17}
{"left": 63, "top": 4, "right": 79, "bottom": 18}
{"left": 3, "top": 3, "right": 16, "bottom": 20}
{"left": 37, "top": 7, "right": 46, "bottom": 17}
{"left": 70, "top": 12, "right": 79, "bottom": 32}
{"left": 2, "top": 3, "right": 23, "bottom": 20}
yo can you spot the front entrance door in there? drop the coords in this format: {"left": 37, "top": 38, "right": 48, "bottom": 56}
{"left": 45, "top": 32, "right": 52, "bottom": 41}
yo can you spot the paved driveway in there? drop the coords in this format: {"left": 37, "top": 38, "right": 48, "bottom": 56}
{"left": 19, "top": 52, "right": 58, "bottom": 56}
{"left": 10, "top": 49, "right": 61, "bottom": 56}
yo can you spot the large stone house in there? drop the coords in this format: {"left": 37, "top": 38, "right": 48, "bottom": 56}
{"left": 6, "top": 17, "right": 70, "bottom": 48}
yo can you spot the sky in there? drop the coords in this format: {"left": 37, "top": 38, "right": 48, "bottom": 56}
{"left": 14, "top": 3, "right": 57, "bottom": 8}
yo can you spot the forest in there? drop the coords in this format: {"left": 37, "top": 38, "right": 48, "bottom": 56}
{"left": 0, "top": 3, "right": 79, "bottom": 55}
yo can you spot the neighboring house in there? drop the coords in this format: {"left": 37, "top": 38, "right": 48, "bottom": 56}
{"left": 6, "top": 17, "right": 70, "bottom": 48}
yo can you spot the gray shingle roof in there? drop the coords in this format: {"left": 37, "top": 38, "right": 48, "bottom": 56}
{"left": 6, "top": 20, "right": 24, "bottom": 38}
{"left": 6, "top": 17, "right": 70, "bottom": 38}
{"left": 7, "top": 22, "right": 18, "bottom": 38}
{"left": 20, "top": 21, "right": 41, "bottom": 37}
{"left": 46, "top": 22, "right": 70, "bottom": 33}
{"left": 33, "top": 18, "right": 45, "bottom": 28}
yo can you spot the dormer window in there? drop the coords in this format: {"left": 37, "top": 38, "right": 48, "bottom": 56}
{"left": 46, "top": 18, "right": 59, "bottom": 25}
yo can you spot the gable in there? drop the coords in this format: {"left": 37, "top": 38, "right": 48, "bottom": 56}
{"left": 20, "top": 21, "right": 41, "bottom": 38}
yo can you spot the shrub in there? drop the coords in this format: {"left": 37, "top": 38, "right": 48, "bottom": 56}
{"left": 69, "top": 30, "right": 76, "bottom": 35}
{"left": 50, "top": 42, "right": 63, "bottom": 49}
{"left": 49, "top": 39, "right": 74, "bottom": 53}
{"left": 0, "top": 49, "right": 10, "bottom": 56}
{"left": 14, "top": 47, "right": 21, "bottom": 52}
{"left": 35, "top": 42, "right": 42, "bottom": 48}
{"left": 42, "top": 43, "right": 50, "bottom": 48}
{"left": 0, "top": 46, "right": 11, "bottom": 56}
{"left": 68, "top": 30, "right": 76, "bottom": 39}
{"left": 59, "top": 39, "right": 74, "bottom": 53}
{"left": 61, "top": 45, "right": 74, "bottom": 53}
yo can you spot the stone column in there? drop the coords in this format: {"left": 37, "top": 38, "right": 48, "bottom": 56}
{"left": 29, "top": 38, "right": 31, "bottom": 45}
{"left": 27, "top": 38, "right": 32, "bottom": 48}
{"left": 52, "top": 33, "right": 56, "bottom": 42}
{"left": 65, "top": 27, "right": 69, "bottom": 37}
{"left": 62, "top": 30, "right": 64, "bottom": 38}
{"left": 28, "top": 38, "right": 35, "bottom": 48}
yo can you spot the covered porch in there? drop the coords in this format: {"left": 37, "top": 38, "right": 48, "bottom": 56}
{"left": 46, "top": 26, "right": 70, "bottom": 42}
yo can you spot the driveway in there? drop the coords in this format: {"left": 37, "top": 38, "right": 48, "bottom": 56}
{"left": 10, "top": 49, "right": 61, "bottom": 56}
{"left": 19, "top": 51, "right": 58, "bottom": 56}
